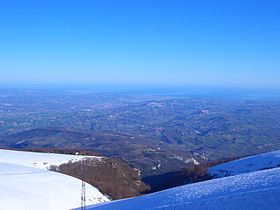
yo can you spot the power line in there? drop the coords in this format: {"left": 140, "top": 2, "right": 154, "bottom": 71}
{"left": 0, "top": 170, "right": 50, "bottom": 176}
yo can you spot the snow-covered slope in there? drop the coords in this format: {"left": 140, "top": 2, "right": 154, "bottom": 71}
{"left": 0, "top": 163, "right": 109, "bottom": 210}
{"left": 209, "top": 150, "right": 280, "bottom": 178}
{"left": 0, "top": 149, "right": 102, "bottom": 170}
{"left": 0, "top": 149, "right": 109, "bottom": 210}
{"left": 82, "top": 167, "right": 280, "bottom": 210}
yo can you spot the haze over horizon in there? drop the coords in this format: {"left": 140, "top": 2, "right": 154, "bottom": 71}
{"left": 0, "top": 0, "right": 279, "bottom": 89}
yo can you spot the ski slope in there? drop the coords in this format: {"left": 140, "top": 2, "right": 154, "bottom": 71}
{"left": 82, "top": 167, "right": 280, "bottom": 210}
{"left": 0, "top": 149, "right": 109, "bottom": 210}
{"left": 209, "top": 150, "right": 280, "bottom": 177}
{"left": 0, "top": 149, "right": 102, "bottom": 170}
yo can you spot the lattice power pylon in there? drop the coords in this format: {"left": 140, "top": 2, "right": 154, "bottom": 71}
{"left": 81, "top": 159, "right": 86, "bottom": 210}
{"left": 81, "top": 180, "right": 86, "bottom": 210}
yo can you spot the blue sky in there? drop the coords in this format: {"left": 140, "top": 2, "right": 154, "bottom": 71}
{"left": 0, "top": 0, "right": 279, "bottom": 88}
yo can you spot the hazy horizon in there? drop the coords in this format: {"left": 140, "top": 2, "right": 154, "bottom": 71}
{"left": 1, "top": 84, "right": 280, "bottom": 101}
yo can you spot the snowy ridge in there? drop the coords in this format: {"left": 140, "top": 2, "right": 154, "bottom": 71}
{"left": 209, "top": 150, "right": 280, "bottom": 177}
{"left": 82, "top": 167, "right": 280, "bottom": 210}
{"left": 0, "top": 162, "right": 109, "bottom": 210}
{"left": 0, "top": 149, "right": 109, "bottom": 210}
{"left": 0, "top": 149, "right": 102, "bottom": 170}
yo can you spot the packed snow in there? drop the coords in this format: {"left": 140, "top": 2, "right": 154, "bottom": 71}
{"left": 209, "top": 150, "right": 280, "bottom": 177}
{"left": 0, "top": 149, "right": 109, "bottom": 210}
{"left": 0, "top": 149, "right": 102, "bottom": 170}
{"left": 82, "top": 167, "right": 280, "bottom": 210}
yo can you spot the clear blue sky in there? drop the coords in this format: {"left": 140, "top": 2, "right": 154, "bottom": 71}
{"left": 0, "top": 0, "right": 279, "bottom": 88}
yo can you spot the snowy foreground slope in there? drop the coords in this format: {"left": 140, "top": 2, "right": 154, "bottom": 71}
{"left": 82, "top": 167, "right": 280, "bottom": 210}
{"left": 81, "top": 151, "right": 280, "bottom": 210}
{"left": 209, "top": 150, "right": 280, "bottom": 177}
{"left": 0, "top": 149, "right": 109, "bottom": 210}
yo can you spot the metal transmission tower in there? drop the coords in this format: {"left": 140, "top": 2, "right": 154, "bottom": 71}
{"left": 81, "top": 159, "right": 86, "bottom": 210}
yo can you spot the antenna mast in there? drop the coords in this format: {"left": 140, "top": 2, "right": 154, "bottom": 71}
{"left": 81, "top": 159, "right": 86, "bottom": 210}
